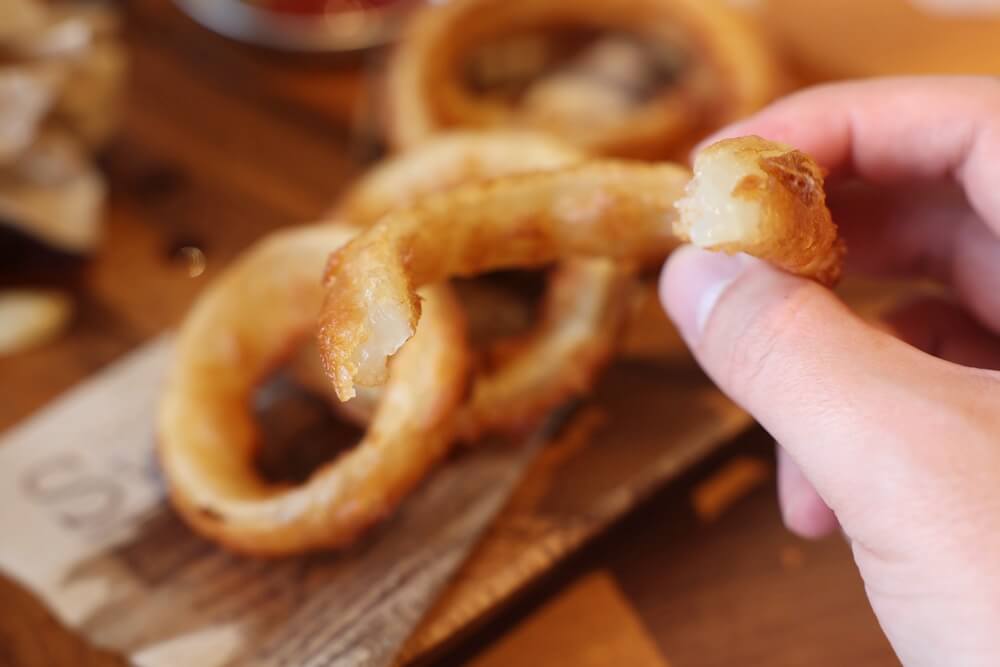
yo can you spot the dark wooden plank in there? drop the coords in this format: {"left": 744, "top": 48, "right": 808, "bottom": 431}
{"left": 468, "top": 571, "right": 669, "bottom": 667}
{"left": 442, "top": 433, "right": 898, "bottom": 667}
{"left": 400, "top": 361, "right": 749, "bottom": 664}
{"left": 0, "top": 575, "right": 124, "bottom": 667}
{"left": 612, "top": 469, "right": 897, "bottom": 666}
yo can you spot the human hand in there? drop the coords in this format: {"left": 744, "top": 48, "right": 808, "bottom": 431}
{"left": 659, "top": 76, "right": 1000, "bottom": 666}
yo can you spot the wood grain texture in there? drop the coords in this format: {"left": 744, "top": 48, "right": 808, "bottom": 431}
{"left": 0, "top": 336, "right": 748, "bottom": 666}
{"left": 400, "top": 362, "right": 749, "bottom": 664}
{"left": 469, "top": 571, "right": 670, "bottom": 667}
{"left": 0, "top": 576, "right": 125, "bottom": 667}
{"left": 608, "top": 445, "right": 899, "bottom": 667}
{"left": 427, "top": 431, "right": 897, "bottom": 667}
{"left": 0, "top": 339, "right": 549, "bottom": 667}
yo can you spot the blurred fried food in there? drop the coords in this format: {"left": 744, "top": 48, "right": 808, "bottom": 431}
{"left": 159, "top": 224, "right": 470, "bottom": 556}
{"left": 0, "top": 128, "right": 105, "bottom": 252}
{"left": 386, "top": 0, "right": 781, "bottom": 158}
{"left": 0, "top": 1, "right": 124, "bottom": 354}
{"left": 0, "top": 64, "right": 62, "bottom": 164}
{"left": 0, "top": 0, "right": 125, "bottom": 254}
{"left": 0, "top": 289, "right": 73, "bottom": 356}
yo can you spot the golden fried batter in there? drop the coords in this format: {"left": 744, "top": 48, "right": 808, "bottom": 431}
{"left": 675, "top": 135, "right": 844, "bottom": 285}
{"left": 159, "top": 224, "right": 470, "bottom": 555}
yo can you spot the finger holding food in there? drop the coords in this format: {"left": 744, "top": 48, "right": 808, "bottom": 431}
{"left": 320, "top": 139, "right": 843, "bottom": 400}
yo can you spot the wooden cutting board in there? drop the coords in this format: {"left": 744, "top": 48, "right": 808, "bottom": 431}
{"left": 0, "top": 332, "right": 749, "bottom": 666}
{"left": 401, "top": 357, "right": 750, "bottom": 663}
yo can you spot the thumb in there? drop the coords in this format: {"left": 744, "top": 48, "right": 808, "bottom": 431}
{"left": 659, "top": 245, "right": 994, "bottom": 529}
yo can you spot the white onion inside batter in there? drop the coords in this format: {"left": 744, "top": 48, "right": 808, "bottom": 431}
{"left": 676, "top": 148, "right": 760, "bottom": 247}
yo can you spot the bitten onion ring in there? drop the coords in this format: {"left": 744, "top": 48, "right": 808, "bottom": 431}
{"left": 333, "top": 131, "right": 635, "bottom": 439}
{"left": 159, "top": 224, "right": 470, "bottom": 555}
{"left": 386, "top": 0, "right": 780, "bottom": 157}
{"left": 319, "top": 160, "right": 691, "bottom": 401}
{"left": 675, "top": 136, "right": 844, "bottom": 286}
{"left": 319, "top": 138, "right": 842, "bottom": 400}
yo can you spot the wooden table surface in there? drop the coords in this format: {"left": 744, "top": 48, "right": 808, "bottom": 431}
{"left": 3, "top": 0, "right": 997, "bottom": 664}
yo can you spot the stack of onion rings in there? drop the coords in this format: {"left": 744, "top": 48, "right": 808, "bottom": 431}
{"left": 159, "top": 224, "right": 470, "bottom": 555}
{"left": 385, "top": 0, "right": 781, "bottom": 158}
{"left": 331, "top": 131, "right": 638, "bottom": 440}
{"left": 318, "top": 137, "right": 842, "bottom": 400}
{"left": 160, "top": 135, "right": 841, "bottom": 556}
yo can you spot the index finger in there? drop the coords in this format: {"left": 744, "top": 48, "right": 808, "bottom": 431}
{"left": 704, "top": 76, "right": 1000, "bottom": 233}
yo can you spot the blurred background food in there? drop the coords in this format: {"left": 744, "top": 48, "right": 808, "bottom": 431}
{"left": 3, "top": 0, "right": 996, "bottom": 367}
{"left": 0, "top": 287, "right": 72, "bottom": 354}
{"left": 0, "top": 0, "right": 125, "bottom": 355}
{"left": 381, "top": 0, "right": 782, "bottom": 158}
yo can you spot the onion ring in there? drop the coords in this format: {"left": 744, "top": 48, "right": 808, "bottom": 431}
{"left": 675, "top": 135, "right": 844, "bottom": 286}
{"left": 286, "top": 279, "right": 541, "bottom": 430}
{"left": 335, "top": 130, "right": 587, "bottom": 225}
{"left": 320, "top": 140, "right": 843, "bottom": 399}
{"left": 334, "top": 131, "right": 636, "bottom": 440}
{"left": 457, "top": 257, "right": 632, "bottom": 438}
{"left": 319, "top": 160, "right": 691, "bottom": 401}
{"left": 386, "top": 0, "right": 780, "bottom": 157}
{"left": 158, "top": 224, "right": 470, "bottom": 555}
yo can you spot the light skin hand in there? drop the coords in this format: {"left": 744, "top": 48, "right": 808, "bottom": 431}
{"left": 659, "top": 76, "right": 1000, "bottom": 666}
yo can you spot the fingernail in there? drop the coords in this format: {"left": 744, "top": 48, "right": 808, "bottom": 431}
{"left": 660, "top": 245, "right": 746, "bottom": 345}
